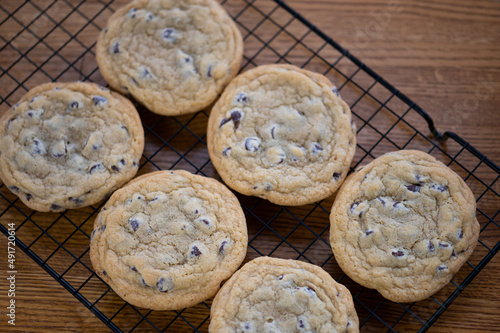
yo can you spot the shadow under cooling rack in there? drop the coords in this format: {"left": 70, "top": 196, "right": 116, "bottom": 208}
{"left": 0, "top": 0, "right": 499, "bottom": 332}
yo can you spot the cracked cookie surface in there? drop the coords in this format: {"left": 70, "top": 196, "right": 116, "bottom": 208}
{"left": 209, "top": 256, "right": 359, "bottom": 333}
{"left": 330, "top": 150, "right": 480, "bottom": 302}
{"left": 89, "top": 170, "right": 248, "bottom": 310}
{"left": 0, "top": 82, "right": 144, "bottom": 212}
{"left": 207, "top": 64, "right": 356, "bottom": 206}
{"left": 96, "top": 0, "right": 243, "bottom": 116}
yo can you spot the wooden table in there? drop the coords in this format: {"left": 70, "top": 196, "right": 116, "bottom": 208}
{"left": 0, "top": 0, "right": 499, "bottom": 332}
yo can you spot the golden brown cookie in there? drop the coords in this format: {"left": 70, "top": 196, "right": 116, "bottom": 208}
{"left": 330, "top": 150, "right": 480, "bottom": 302}
{"left": 0, "top": 82, "right": 144, "bottom": 212}
{"left": 90, "top": 170, "right": 248, "bottom": 310}
{"left": 207, "top": 64, "right": 356, "bottom": 206}
{"left": 209, "top": 256, "right": 359, "bottom": 333}
{"left": 96, "top": 0, "right": 243, "bottom": 116}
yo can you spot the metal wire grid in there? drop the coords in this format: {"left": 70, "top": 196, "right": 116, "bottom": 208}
{"left": 0, "top": 0, "right": 499, "bottom": 332}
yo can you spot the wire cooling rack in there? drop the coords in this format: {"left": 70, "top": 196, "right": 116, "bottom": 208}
{"left": 1, "top": 0, "right": 499, "bottom": 332}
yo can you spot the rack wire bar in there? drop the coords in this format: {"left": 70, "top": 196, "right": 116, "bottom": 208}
{"left": 1, "top": 0, "right": 499, "bottom": 332}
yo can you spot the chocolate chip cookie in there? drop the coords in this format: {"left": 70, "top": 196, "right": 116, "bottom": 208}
{"left": 330, "top": 150, "right": 480, "bottom": 303}
{"left": 89, "top": 170, "right": 248, "bottom": 310}
{"left": 0, "top": 82, "right": 144, "bottom": 212}
{"left": 96, "top": 0, "right": 243, "bottom": 116}
{"left": 209, "top": 256, "right": 359, "bottom": 333}
{"left": 207, "top": 64, "right": 356, "bottom": 206}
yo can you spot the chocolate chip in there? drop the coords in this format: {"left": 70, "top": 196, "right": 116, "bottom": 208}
{"left": 190, "top": 245, "right": 202, "bottom": 257}
{"left": 127, "top": 8, "right": 136, "bottom": 18}
{"left": 219, "top": 240, "right": 227, "bottom": 254}
{"left": 458, "top": 229, "right": 463, "bottom": 239}
{"left": 51, "top": 203, "right": 62, "bottom": 211}
{"left": 415, "top": 174, "right": 422, "bottom": 181}
{"left": 437, "top": 265, "right": 447, "bottom": 271}
{"left": 451, "top": 250, "right": 456, "bottom": 257}
{"left": 157, "top": 277, "right": 173, "bottom": 292}
{"left": 103, "top": 28, "right": 108, "bottom": 33}
{"left": 393, "top": 201, "right": 401, "bottom": 207}
{"left": 145, "top": 13, "right": 154, "bottom": 21}
{"left": 92, "top": 96, "right": 107, "bottom": 106}
{"left": 194, "top": 209, "right": 199, "bottom": 214}
{"left": 298, "top": 319, "right": 305, "bottom": 328}
{"left": 432, "top": 184, "right": 448, "bottom": 192}
{"left": 9, "top": 186, "right": 19, "bottom": 192}
{"left": 347, "top": 321, "right": 351, "bottom": 327}
{"left": 141, "top": 67, "right": 152, "bottom": 79}
{"left": 331, "top": 86, "right": 340, "bottom": 97}
{"left": 235, "top": 92, "right": 248, "bottom": 103}
{"left": 69, "top": 101, "right": 80, "bottom": 109}
{"left": 333, "top": 172, "right": 341, "bottom": 180}
{"left": 307, "top": 287, "right": 315, "bottom": 293}
{"left": 26, "top": 193, "right": 32, "bottom": 201}
{"left": 68, "top": 197, "right": 84, "bottom": 205}
{"left": 245, "top": 137, "right": 260, "bottom": 152}
{"left": 129, "top": 218, "right": 139, "bottom": 231}
{"left": 131, "top": 266, "right": 138, "bottom": 272}
{"left": 219, "top": 117, "right": 230, "bottom": 128}
{"left": 130, "top": 77, "right": 138, "bottom": 86}
{"left": 112, "top": 41, "right": 119, "bottom": 54}
{"left": 365, "top": 230, "right": 374, "bottom": 236}
{"left": 101, "top": 225, "right": 106, "bottom": 231}
{"left": 201, "top": 219, "right": 210, "bottom": 225}
{"left": 230, "top": 110, "right": 242, "bottom": 129}
{"left": 132, "top": 161, "right": 138, "bottom": 167}
{"left": 428, "top": 241, "right": 435, "bottom": 252}
{"left": 31, "top": 139, "right": 45, "bottom": 155}
{"left": 27, "top": 110, "right": 35, "bottom": 118}
{"left": 89, "top": 163, "right": 105, "bottom": 174}
{"left": 265, "top": 183, "right": 272, "bottom": 191}
{"left": 7, "top": 116, "right": 18, "bottom": 130}
{"left": 312, "top": 143, "right": 323, "bottom": 154}
{"left": 378, "top": 198, "right": 386, "bottom": 206}
{"left": 405, "top": 184, "right": 420, "bottom": 192}
{"left": 52, "top": 143, "right": 67, "bottom": 158}
{"left": 392, "top": 249, "right": 405, "bottom": 257}
{"left": 278, "top": 275, "right": 284, "bottom": 280}
{"left": 243, "top": 322, "right": 251, "bottom": 330}
{"left": 222, "top": 147, "right": 231, "bottom": 156}
{"left": 163, "top": 28, "right": 177, "bottom": 42}
{"left": 119, "top": 159, "right": 126, "bottom": 166}
{"left": 31, "top": 96, "right": 39, "bottom": 103}
{"left": 350, "top": 202, "right": 359, "bottom": 213}
{"left": 184, "top": 55, "right": 192, "bottom": 63}
{"left": 102, "top": 270, "right": 107, "bottom": 276}
{"left": 141, "top": 278, "right": 148, "bottom": 286}
{"left": 439, "top": 242, "right": 449, "bottom": 248}
{"left": 206, "top": 65, "right": 212, "bottom": 78}
{"left": 111, "top": 165, "right": 120, "bottom": 172}
{"left": 270, "top": 126, "right": 276, "bottom": 139}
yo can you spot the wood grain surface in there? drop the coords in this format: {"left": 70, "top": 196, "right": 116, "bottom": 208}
{"left": 0, "top": 0, "right": 499, "bottom": 332}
